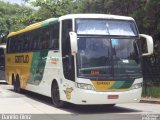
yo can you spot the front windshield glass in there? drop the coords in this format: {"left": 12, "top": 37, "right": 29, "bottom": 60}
{"left": 111, "top": 39, "right": 142, "bottom": 79}
{"left": 76, "top": 19, "right": 141, "bottom": 79}
{"left": 77, "top": 37, "right": 142, "bottom": 79}
{"left": 77, "top": 37, "right": 113, "bottom": 78}
{"left": 76, "top": 19, "right": 138, "bottom": 36}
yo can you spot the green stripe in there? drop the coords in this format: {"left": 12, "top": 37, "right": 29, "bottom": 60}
{"left": 110, "top": 81, "right": 125, "bottom": 89}
{"left": 41, "top": 18, "right": 58, "bottom": 27}
{"left": 120, "top": 80, "right": 134, "bottom": 89}
{"left": 28, "top": 51, "right": 48, "bottom": 85}
{"left": 110, "top": 80, "right": 134, "bottom": 89}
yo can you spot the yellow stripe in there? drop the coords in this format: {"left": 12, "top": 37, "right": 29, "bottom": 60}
{"left": 92, "top": 81, "right": 115, "bottom": 91}
{"left": 7, "top": 18, "right": 58, "bottom": 38}
{"left": 91, "top": 81, "right": 129, "bottom": 92}
{"left": 7, "top": 24, "right": 41, "bottom": 37}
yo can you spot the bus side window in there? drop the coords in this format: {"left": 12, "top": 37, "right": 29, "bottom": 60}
{"left": 15, "top": 36, "right": 21, "bottom": 53}
{"left": 17, "top": 36, "right": 22, "bottom": 52}
{"left": 31, "top": 30, "right": 39, "bottom": 51}
{"left": 27, "top": 32, "right": 32, "bottom": 51}
{"left": 7, "top": 38, "right": 11, "bottom": 53}
{"left": 42, "top": 27, "right": 50, "bottom": 50}
{"left": 23, "top": 34, "right": 29, "bottom": 52}
{"left": 0, "top": 48, "right": 5, "bottom": 66}
{"left": 50, "top": 22, "right": 59, "bottom": 50}
{"left": 39, "top": 28, "right": 44, "bottom": 50}
{"left": 25, "top": 32, "right": 32, "bottom": 52}
{"left": 62, "top": 20, "right": 72, "bottom": 57}
{"left": 62, "top": 19, "right": 75, "bottom": 81}
{"left": 11, "top": 37, "right": 16, "bottom": 53}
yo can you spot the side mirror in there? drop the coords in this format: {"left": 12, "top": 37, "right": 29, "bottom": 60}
{"left": 69, "top": 32, "right": 78, "bottom": 55}
{"left": 140, "top": 34, "right": 154, "bottom": 56}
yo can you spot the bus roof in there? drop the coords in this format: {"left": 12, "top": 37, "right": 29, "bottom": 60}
{"left": 59, "top": 14, "right": 135, "bottom": 21}
{"left": 7, "top": 14, "right": 134, "bottom": 37}
{"left": 7, "top": 18, "right": 58, "bottom": 37}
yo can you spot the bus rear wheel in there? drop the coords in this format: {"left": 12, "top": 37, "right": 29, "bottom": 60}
{"left": 13, "top": 75, "right": 21, "bottom": 93}
{"left": 51, "top": 82, "right": 65, "bottom": 108}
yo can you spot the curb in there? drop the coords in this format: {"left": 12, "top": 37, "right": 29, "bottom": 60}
{"left": 140, "top": 99, "right": 160, "bottom": 104}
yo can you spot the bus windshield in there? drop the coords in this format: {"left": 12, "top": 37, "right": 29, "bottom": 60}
{"left": 77, "top": 37, "right": 142, "bottom": 79}
{"left": 76, "top": 19, "right": 138, "bottom": 36}
{"left": 76, "top": 19, "right": 142, "bottom": 80}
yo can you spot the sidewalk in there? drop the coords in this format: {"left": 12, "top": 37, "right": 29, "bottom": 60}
{"left": 140, "top": 97, "right": 160, "bottom": 104}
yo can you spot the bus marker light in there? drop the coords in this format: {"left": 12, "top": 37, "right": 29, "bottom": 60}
{"left": 108, "top": 95, "right": 119, "bottom": 99}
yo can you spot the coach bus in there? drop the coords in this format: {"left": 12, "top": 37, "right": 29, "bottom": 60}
{"left": 6, "top": 14, "right": 153, "bottom": 107}
{"left": 0, "top": 44, "right": 6, "bottom": 82}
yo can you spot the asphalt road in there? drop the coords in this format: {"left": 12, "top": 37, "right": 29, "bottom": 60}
{"left": 0, "top": 83, "right": 160, "bottom": 120}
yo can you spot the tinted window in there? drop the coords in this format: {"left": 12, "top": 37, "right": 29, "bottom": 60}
{"left": 40, "top": 27, "right": 50, "bottom": 50}
{"left": 30, "top": 30, "right": 39, "bottom": 51}
{"left": 62, "top": 19, "right": 75, "bottom": 81}
{"left": 50, "top": 23, "right": 59, "bottom": 50}
{"left": 7, "top": 22, "right": 60, "bottom": 53}
{"left": 16, "top": 36, "right": 23, "bottom": 52}
{"left": 62, "top": 20, "right": 72, "bottom": 57}
{"left": 0, "top": 48, "right": 5, "bottom": 66}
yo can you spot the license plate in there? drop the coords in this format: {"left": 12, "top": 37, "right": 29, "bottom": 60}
{"left": 108, "top": 95, "right": 119, "bottom": 99}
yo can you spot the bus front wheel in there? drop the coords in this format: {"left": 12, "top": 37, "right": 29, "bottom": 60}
{"left": 51, "top": 82, "right": 65, "bottom": 108}
{"left": 106, "top": 104, "right": 116, "bottom": 107}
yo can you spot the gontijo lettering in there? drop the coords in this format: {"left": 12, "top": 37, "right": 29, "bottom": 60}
{"left": 15, "top": 55, "right": 29, "bottom": 63}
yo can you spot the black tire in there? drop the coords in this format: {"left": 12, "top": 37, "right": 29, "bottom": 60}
{"left": 14, "top": 75, "right": 21, "bottom": 93}
{"left": 12, "top": 75, "right": 15, "bottom": 85}
{"left": 12, "top": 75, "right": 17, "bottom": 92}
{"left": 107, "top": 104, "right": 116, "bottom": 107}
{"left": 51, "top": 82, "right": 65, "bottom": 108}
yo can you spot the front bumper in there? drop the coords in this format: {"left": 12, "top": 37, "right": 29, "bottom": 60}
{"left": 70, "top": 88, "right": 142, "bottom": 105}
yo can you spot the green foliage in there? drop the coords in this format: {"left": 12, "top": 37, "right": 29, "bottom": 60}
{"left": 28, "top": 0, "right": 79, "bottom": 18}
{"left": 12, "top": 0, "right": 80, "bottom": 32}
{"left": 142, "top": 86, "right": 160, "bottom": 98}
{"left": 0, "top": 0, "right": 34, "bottom": 43}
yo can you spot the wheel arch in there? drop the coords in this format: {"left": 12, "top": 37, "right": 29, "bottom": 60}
{"left": 51, "top": 78, "right": 65, "bottom": 107}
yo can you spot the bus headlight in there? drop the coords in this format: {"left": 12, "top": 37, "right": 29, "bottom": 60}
{"left": 131, "top": 83, "right": 143, "bottom": 89}
{"left": 76, "top": 83, "right": 95, "bottom": 90}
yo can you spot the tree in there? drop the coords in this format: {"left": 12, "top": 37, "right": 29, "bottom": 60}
{"left": 0, "top": 0, "right": 34, "bottom": 43}
{"left": 27, "top": 0, "right": 79, "bottom": 18}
